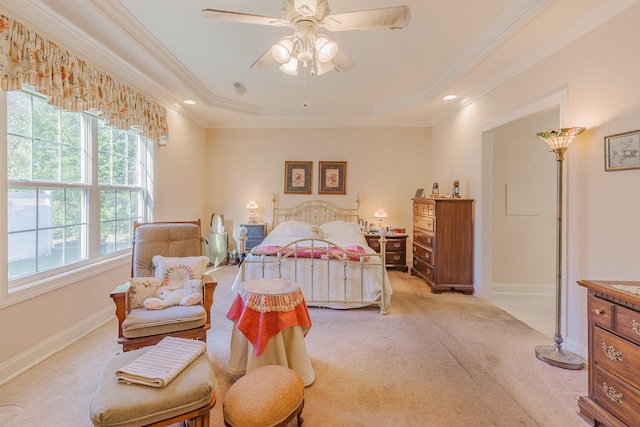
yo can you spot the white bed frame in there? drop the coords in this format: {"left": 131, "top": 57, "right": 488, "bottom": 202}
{"left": 238, "top": 195, "right": 389, "bottom": 314}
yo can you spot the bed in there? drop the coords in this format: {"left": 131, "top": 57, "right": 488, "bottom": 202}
{"left": 232, "top": 196, "right": 392, "bottom": 314}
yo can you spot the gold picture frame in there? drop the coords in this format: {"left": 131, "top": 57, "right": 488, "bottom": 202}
{"left": 604, "top": 130, "right": 640, "bottom": 171}
{"left": 284, "top": 161, "right": 312, "bottom": 194}
{"left": 318, "top": 161, "right": 347, "bottom": 195}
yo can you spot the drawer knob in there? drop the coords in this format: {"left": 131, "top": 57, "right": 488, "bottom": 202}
{"left": 633, "top": 319, "right": 640, "bottom": 336}
{"left": 594, "top": 309, "right": 605, "bottom": 315}
{"left": 602, "top": 343, "right": 623, "bottom": 362}
{"left": 602, "top": 383, "right": 623, "bottom": 403}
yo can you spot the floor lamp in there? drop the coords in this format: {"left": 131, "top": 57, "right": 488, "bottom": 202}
{"left": 533, "top": 127, "right": 586, "bottom": 370}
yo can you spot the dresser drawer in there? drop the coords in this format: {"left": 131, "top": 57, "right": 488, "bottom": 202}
{"left": 367, "top": 236, "right": 406, "bottom": 253}
{"left": 386, "top": 252, "right": 405, "bottom": 266}
{"left": 594, "top": 327, "right": 640, "bottom": 390}
{"left": 413, "top": 202, "right": 434, "bottom": 216}
{"left": 413, "top": 216, "right": 434, "bottom": 232}
{"left": 594, "top": 365, "right": 640, "bottom": 426}
{"left": 412, "top": 256, "right": 434, "bottom": 282}
{"left": 413, "top": 231, "right": 434, "bottom": 249}
{"left": 412, "top": 244, "right": 433, "bottom": 265}
{"left": 588, "top": 294, "right": 614, "bottom": 330}
{"left": 616, "top": 304, "right": 640, "bottom": 346}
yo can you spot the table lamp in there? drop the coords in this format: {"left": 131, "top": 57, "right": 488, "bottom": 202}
{"left": 374, "top": 209, "right": 387, "bottom": 231}
{"left": 246, "top": 200, "right": 258, "bottom": 224}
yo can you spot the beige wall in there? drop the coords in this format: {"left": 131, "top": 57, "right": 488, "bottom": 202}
{"left": 203, "top": 127, "right": 431, "bottom": 251}
{"left": 430, "top": 3, "right": 640, "bottom": 355}
{"left": 0, "top": 108, "right": 209, "bottom": 382}
{"left": 491, "top": 109, "right": 558, "bottom": 286}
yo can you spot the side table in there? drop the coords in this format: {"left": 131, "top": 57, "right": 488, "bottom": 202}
{"left": 240, "top": 223, "right": 267, "bottom": 252}
{"left": 365, "top": 233, "right": 409, "bottom": 272}
{"left": 226, "top": 278, "right": 315, "bottom": 386}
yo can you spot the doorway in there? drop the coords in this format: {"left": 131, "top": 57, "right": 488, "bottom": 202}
{"left": 480, "top": 107, "right": 559, "bottom": 337}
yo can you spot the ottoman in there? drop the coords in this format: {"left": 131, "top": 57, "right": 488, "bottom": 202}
{"left": 223, "top": 365, "right": 304, "bottom": 427}
{"left": 90, "top": 347, "right": 216, "bottom": 427}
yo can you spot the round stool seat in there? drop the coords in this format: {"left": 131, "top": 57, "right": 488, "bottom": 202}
{"left": 223, "top": 365, "right": 305, "bottom": 427}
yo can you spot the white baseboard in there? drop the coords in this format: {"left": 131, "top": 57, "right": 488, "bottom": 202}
{"left": 0, "top": 306, "right": 114, "bottom": 386}
{"left": 492, "top": 282, "right": 555, "bottom": 296}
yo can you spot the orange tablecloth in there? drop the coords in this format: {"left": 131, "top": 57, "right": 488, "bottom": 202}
{"left": 226, "top": 278, "right": 312, "bottom": 357}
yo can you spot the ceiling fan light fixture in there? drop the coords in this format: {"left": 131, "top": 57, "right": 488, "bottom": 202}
{"left": 280, "top": 57, "right": 299, "bottom": 75}
{"left": 271, "top": 37, "right": 294, "bottom": 64}
{"left": 315, "top": 35, "right": 337, "bottom": 63}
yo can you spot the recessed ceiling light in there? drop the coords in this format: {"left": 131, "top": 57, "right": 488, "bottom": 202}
{"left": 442, "top": 95, "right": 457, "bottom": 101}
{"left": 183, "top": 99, "right": 196, "bottom": 105}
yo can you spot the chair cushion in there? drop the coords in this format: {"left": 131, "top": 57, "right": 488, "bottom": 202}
{"left": 90, "top": 348, "right": 215, "bottom": 427}
{"left": 223, "top": 365, "right": 304, "bottom": 427}
{"left": 133, "top": 223, "right": 203, "bottom": 277}
{"left": 121, "top": 305, "right": 207, "bottom": 339}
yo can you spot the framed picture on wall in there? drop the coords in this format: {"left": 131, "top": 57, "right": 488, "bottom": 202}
{"left": 318, "top": 161, "right": 347, "bottom": 194}
{"left": 284, "top": 161, "right": 312, "bottom": 194}
{"left": 605, "top": 130, "right": 640, "bottom": 171}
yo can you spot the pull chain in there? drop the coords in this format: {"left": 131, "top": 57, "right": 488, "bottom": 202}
{"left": 303, "top": 62, "right": 308, "bottom": 107}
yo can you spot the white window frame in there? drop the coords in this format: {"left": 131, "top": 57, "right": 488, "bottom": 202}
{"left": 0, "top": 91, "right": 155, "bottom": 308}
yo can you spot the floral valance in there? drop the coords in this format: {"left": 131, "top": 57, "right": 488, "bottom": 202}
{"left": 0, "top": 14, "right": 168, "bottom": 145}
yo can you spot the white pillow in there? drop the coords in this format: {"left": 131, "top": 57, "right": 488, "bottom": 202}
{"left": 283, "top": 220, "right": 313, "bottom": 237}
{"left": 320, "top": 221, "right": 361, "bottom": 239}
{"left": 152, "top": 255, "right": 209, "bottom": 285}
{"left": 128, "top": 277, "right": 164, "bottom": 309}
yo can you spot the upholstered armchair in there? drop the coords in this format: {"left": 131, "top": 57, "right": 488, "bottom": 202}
{"left": 110, "top": 220, "right": 217, "bottom": 352}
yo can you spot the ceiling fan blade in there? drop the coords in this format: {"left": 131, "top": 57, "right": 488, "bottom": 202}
{"left": 319, "top": 6, "right": 411, "bottom": 31}
{"left": 250, "top": 48, "right": 276, "bottom": 69}
{"left": 330, "top": 48, "right": 355, "bottom": 72}
{"left": 200, "top": 9, "right": 288, "bottom": 27}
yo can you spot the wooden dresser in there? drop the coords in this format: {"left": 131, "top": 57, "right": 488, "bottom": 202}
{"left": 365, "top": 233, "right": 408, "bottom": 272}
{"left": 577, "top": 280, "right": 640, "bottom": 427}
{"left": 411, "top": 198, "right": 474, "bottom": 294}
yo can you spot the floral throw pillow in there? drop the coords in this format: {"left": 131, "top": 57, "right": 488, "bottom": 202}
{"left": 128, "top": 277, "right": 164, "bottom": 309}
{"left": 152, "top": 255, "right": 210, "bottom": 285}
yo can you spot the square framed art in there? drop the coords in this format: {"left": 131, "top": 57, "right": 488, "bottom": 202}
{"left": 318, "top": 161, "right": 346, "bottom": 194}
{"left": 604, "top": 130, "right": 640, "bottom": 171}
{"left": 284, "top": 161, "right": 312, "bottom": 194}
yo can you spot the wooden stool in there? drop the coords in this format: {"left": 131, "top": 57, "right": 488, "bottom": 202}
{"left": 223, "top": 365, "right": 305, "bottom": 427}
{"left": 90, "top": 347, "right": 216, "bottom": 427}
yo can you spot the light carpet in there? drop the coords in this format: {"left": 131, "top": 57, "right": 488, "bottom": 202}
{"left": 0, "top": 265, "right": 589, "bottom": 426}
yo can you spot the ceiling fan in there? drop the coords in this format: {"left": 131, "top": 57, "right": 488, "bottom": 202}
{"left": 201, "top": 0, "right": 411, "bottom": 76}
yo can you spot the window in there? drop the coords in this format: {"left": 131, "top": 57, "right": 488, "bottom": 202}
{"left": 4, "top": 90, "right": 154, "bottom": 293}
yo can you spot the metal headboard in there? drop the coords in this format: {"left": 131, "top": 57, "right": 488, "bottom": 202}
{"left": 271, "top": 193, "right": 361, "bottom": 229}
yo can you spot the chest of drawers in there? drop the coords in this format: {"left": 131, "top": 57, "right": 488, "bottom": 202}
{"left": 411, "top": 198, "right": 474, "bottom": 294}
{"left": 577, "top": 280, "right": 640, "bottom": 427}
{"left": 365, "top": 233, "right": 408, "bottom": 272}
{"left": 241, "top": 223, "right": 267, "bottom": 251}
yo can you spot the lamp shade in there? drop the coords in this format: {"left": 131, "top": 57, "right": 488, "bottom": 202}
{"left": 279, "top": 57, "right": 299, "bottom": 75}
{"left": 271, "top": 38, "right": 294, "bottom": 64}
{"left": 315, "top": 35, "right": 337, "bottom": 63}
{"left": 534, "top": 127, "right": 586, "bottom": 154}
{"left": 246, "top": 200, "right": 258, "bottom": 210}
{"left": 374, "top": 209, "right": 388, "bottom": 219}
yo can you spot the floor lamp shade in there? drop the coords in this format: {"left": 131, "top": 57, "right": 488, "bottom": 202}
{"left": 533, "top": 127, "right": 586, "bottom": 370}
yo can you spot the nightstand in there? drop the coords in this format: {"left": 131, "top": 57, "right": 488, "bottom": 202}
{"left": 241, "top": 223, "right": 267, "bottom": 251}
{"left": 365, "top": 233, "right": 408, "bottom": 272}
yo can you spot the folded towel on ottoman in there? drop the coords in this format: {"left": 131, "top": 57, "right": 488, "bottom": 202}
{"left": 116, "top": 336, "right": 207, "bottom": 387}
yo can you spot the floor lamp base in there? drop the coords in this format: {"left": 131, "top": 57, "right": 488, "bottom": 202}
{"left": 535, "top": 345, "right": 585, "bottom": 370}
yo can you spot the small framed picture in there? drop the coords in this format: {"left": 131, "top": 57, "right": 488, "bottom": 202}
{"left": 318, "top": 161, "right": 346, "bottom": 194}
{"left": 414, "top": 188, "right": 425, "bottom": 198}
{"left": 604, "top": 130, "right": 640, "bottom": 171}
{"left": 284, "top": 161, "right": 312, "bottom": 194}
